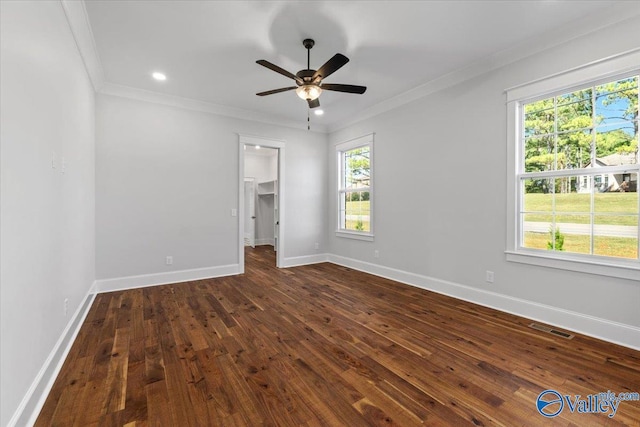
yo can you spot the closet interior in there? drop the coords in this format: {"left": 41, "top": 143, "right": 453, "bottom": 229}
{"left": 244, "top": 146, "right": 278, "bottom": 251}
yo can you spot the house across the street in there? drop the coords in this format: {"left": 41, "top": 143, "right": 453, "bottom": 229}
{"left": 578, "top": 152, "right": 638, "bottom": 193}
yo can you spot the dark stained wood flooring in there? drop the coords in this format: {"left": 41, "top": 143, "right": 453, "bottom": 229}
{"left": 36, "top": 246, "right": 640, "bottom": 426}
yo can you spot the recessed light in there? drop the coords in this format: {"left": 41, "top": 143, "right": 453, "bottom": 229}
{"left": 314, "top": 109, "right": 324, "bottom": 116}
{"left": 152, "top": 72, "right": 167, "bottom": 81}
{"left": 255, "top": 145, "right": 261, "bottom": 150}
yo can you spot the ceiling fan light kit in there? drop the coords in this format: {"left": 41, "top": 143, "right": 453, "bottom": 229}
{"left": 256, "top": 38, "right": 367, "bottom": 112}
{"left": 296, "top": 84, "right": 322, "bottom": 101}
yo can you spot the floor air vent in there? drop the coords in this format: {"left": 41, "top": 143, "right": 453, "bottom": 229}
{"left": 529, "top": 323, "right": 574, "bottom": 339}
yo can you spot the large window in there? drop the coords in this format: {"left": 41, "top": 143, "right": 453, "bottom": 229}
{"left": 336, "top": 134, "right": 373, "bottom": 240}
{"left": 506, "top": 52, "right": 639, "bottom": 280}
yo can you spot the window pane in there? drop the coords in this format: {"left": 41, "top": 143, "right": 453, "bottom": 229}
{"left": 554, "top": 180, "right": 586, "bottom": 213}
{"left": 595, "top": 123, "right": 638, "bottom": 164}
{"left": 594, "top": 189, "right": 638, "bottom": 215}
{"left": 524, "top": 136, "right": 554, "bottom": 172}
{"left": 524, "top": 109, "right": 554, "bottom": 137}
{"left": 596, "top": 89, "right": 637, "bottom": 126}
{"left": 593, "top": 179, "right": 639, "bottom": 259}
{"left": 593, "top": 233, "right": 638, "bottom": 259}
{"left": 596, "top": 76, "right": 638, "bottom": 96}
{"left": 523, "top": 178, "right": 553, "bottom": 209}
{"left": 343, "top": 147, "right": 370, "bottom": 189}
{"left": 522, "top": 178, "right": 553, "bottom": 249}
{"left": 557, "top": 99, "right": 592, "bottom": 132}
{"left": 557, "top": 131, "right": 591, "bottom": 170}
{"left": 343, "top": 191, "right": 370, "bottom": 232}
{"left": 553, "top": 214, "right": 592, "bottom": 254}
{"left": 592, "top": 219, "right": 638, "bottom": 259}
{"left": 553, "top": 179, "right": 591, "bottom": 255}
{"left": 524, "top": 98, "right": 554, "bottom": 115}
{"left": 557, "top": 88, "right": 592, "bottom": 106}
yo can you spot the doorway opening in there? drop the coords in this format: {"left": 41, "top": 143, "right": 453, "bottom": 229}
{"left": 238, "top": 135, "right": 285, "bottom": 271}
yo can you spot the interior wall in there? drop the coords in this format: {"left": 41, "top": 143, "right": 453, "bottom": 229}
{"left": 96, "top": 93, "right": 328, "bottom": 280}
{"left": 245, "top": 149, "right": 277, "bottom": 183}
{"left": 0, "top": 2, "right": 96, "bottom": 425}
{"left": 328, "top": 18, "right": 640, "bottom": 333}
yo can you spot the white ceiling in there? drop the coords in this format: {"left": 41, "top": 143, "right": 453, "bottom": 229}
{"left": 83, "top": 1, "right": 628, "bottom": 131}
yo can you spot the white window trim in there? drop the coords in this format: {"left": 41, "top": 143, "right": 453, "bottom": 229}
{"left": 505, "top": 49, "right": 640, "bottom": 281}
{"left": 335, "top": 133, "right": 374, "bottom": 241}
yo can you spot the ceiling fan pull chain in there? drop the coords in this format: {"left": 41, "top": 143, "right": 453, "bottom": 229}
{"left": 307, "top": 108, "right": 310, "bottom": 131}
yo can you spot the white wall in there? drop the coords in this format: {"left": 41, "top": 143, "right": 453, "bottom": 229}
{"left": 328, "top": 18, "right": 640, "bottom": 342}
{"left": 245, "top": 149, "right": 277, "bottom": 183}
{"left": 0, "top": 2, "right": 96, "bottom": 425}
{"left": 96, "top": 94, "right": 328, "bottom": 282}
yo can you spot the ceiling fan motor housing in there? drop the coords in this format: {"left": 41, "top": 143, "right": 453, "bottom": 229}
{"left": 295, "top": 69, "right": 316, "bottom": 85}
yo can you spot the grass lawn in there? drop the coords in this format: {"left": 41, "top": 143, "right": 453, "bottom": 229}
{"left": 524, "top": 232, "right": 637, "bottom": 259}
{"left": 524, "top": 192, "right": 638, "bottom": 225}
{"left": 345, "top": 200, "right": 370, "bottom": 212}
{"left": 344, "top": 219, "right": 371, "bottom": 232}
{"left": 344, "top": 200, "right": 371, "bottom": 231}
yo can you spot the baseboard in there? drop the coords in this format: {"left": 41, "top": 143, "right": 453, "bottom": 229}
{"left": 281, "top": 253, "right": 329, "bottom": 268}
{"left": 255, "top": 238, "right": 275, "bottom": 246}
{"left": 327, "top": 254, "right": 640, "bottom": 351}
{"left": 95, "top": 264, "right": 241, "bottom": 293}
{"left": 8, "top": 288, "right": 96, "bottom": 427}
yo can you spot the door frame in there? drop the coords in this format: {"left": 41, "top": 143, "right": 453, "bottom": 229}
{"left": 243, "top": 177, "right": 256, "bottom": 248}
{"left": 238, "top": 134, "right": 285, "bottom": 271}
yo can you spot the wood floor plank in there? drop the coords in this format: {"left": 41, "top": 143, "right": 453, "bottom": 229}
{"left": 35, "top": 246, "right": 640, "bottom": 426}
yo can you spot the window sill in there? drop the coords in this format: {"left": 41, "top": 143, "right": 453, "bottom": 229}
{"left": 335, "top": 230, "right": 375, "bottom": 242}
{"left": 505, "top": 249, "right": 640, "bottom": 281}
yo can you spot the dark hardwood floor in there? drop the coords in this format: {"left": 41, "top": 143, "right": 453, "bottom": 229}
{"left": 36, "top": 246, "right": 640, "bottom": 426}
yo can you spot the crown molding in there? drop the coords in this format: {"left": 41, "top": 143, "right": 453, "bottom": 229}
{"left": 59, "top": 0, "right": 638, "bottom": 135}
{"left": 328, "top": 2, "right": 640, "bottom": 133}
{"left": 99, "top": 82, "right": 328, "bottom": 133}
{"left": 60, "top": 0, "right": 104, "bottom": 91}
{"left": 59, "top": 0, "right": 326, "bottom": 133}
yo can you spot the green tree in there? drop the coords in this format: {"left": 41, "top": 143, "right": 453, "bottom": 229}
{"left": 595, "top": 77, "right": 638, "bottom": 156}
{"left": 345, "top": 148, "right": 370, "bottom": 186}
{"left": 524, "top": 76, "right": 638, "bottom": 192}
{"left": 547, "top": 227, "right": 565, "bottom": 251}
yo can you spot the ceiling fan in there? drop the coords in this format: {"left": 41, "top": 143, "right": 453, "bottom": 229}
{"left": 256, "top": 39, "right": 366, "bottom": 109}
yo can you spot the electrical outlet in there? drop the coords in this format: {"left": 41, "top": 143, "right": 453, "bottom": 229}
{"left": 64, "top": 298, "right": 69, "bottom": 316}
{"left": 314, "top": 242, "right": 319, "bottom": 250}
{"left": 485, "top": 270, "right": 495, "bottom": 283}
{"left": 166, "top": 256, "right": 173, "bottom": 265}
{"left": 231, "top": 208, "right": 237, "bottom": 217}
{"left": 374, "top": 250, "right": 380, "bottom": 258}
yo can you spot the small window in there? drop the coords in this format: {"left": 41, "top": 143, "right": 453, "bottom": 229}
{"left": 336, "top": 134, "right": 374, "bottom": 240}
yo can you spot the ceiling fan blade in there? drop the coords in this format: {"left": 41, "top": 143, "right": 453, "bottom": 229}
{"left": 320, "top": 83, "right": 367, "bottom": 94}
{"left": 312, "top": 54, "right": 349, "bottom": 80}
{"left": 307, "top": 98, "right": 320, "bottom": 109}
{"left": 256, "top": 87, "right": 297, "bottom": 96}
{"left": 256, "top": 60, "right": 303, "bottom": 84}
